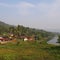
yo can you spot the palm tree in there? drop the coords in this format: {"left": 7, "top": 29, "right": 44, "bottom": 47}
{"left": 9, "top": 26, "right": 15, "bottom": 34}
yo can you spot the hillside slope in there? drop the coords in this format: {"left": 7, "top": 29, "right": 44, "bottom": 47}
{"left": 0, "top": 21, "right": 54, "bottom": 40}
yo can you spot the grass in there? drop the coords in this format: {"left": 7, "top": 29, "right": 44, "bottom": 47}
{"left": 0, "top": 40, "right": 60, "bottom": 60}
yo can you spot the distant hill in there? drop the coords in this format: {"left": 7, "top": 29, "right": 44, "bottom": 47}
{"left": 0, "top": 21, "right": 11, "bottom": 34}
{"left": 45, "top": 29, "right": 60, "bottom": 33}
{"left": 0, "top": 21, "right": 11, "bottom": 28}
{"left": 0, "top": 21, "right": 54, "bottom": 40}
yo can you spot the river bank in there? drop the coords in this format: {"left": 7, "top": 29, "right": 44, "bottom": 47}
{"left": 47, "top": 36, "right": 60, "bottom": 45}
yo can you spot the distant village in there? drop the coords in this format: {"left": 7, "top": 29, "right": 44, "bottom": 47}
{"left": 0, "top": 22, "right": 53, "bottom": 44}
{"left": 0, "top": 33, "right": 37, "bottom": 44}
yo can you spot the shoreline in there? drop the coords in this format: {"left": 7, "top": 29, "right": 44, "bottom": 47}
{"left": 47, "top": 36, "right": 60, "bottom": 46}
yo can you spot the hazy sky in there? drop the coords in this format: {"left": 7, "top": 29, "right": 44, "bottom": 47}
{"left": 0, "top": 0, "right": 60, "bottom": 30}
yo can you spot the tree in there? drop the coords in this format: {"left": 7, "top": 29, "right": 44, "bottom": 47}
{"left": 9, "top": 26, "right": 15, "bottom": 34}
{"left": 58, "top": 35, "right": 60, "bottom": 43}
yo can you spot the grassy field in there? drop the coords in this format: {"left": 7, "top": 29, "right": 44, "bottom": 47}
{"left": 0, "top": 40, "right": 60, "bottom": 60}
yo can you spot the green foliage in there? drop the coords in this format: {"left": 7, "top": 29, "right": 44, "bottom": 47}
{"left": 57, "top": 35, "right": 60, "bottom": 43}
{"left": 0, "top": 41, "right": 59, "bottom": 60}
{"left": 0, "top": 21, "right": 54, "bottom": 41}
{"left": 8, "top": 25, "right": 54, "bottom": 40}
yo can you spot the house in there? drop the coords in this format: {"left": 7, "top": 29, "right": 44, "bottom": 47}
{"left": 24, "top": 37, "right": 28, "bottom": 41}
{"left": 24, "top": 36, "right": 34, "bottom": 41}
{"left": 20, "top": 36, "right": 25, "bottom": 40}
{"left": 11, "top": 34, "right": 14, "bottom": 37}
{"left": 0, "top": 37, "right": 4, "bottom": 41}
{"left": 3, "top": 36, "right": 9, "bottom": 41}
{"left": 0, "top": 36, "right": 9, "bottom": 44}
{"left": 0, "top": 36, "right": 9, "bottom": 41}
{"left": 9, "top": 33, "right": 15, "bottom": 40}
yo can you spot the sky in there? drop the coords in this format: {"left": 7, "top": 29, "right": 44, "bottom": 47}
{"left": 0, "top": 0, "right": 60, "bottom": 31}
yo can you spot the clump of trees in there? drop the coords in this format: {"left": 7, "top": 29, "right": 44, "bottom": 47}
{"left": 58, "top": 35, "right": 60, "bottom": 43}
{"left": 8, "top": 25, "right": 54, "bottom": 40}
{"left": 0, "top": 22, "right": 54, "bottom": 41}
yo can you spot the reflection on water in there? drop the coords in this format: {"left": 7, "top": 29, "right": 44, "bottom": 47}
{"left": 47, "top": 36, "right": 60, "bottom": 45}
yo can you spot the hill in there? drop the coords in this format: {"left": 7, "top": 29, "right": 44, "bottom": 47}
{"left": 0, "top": 21, "right": 58, "bottom": 60}
{"left": 0, "top": 21, "right": 11, "bottom": 27}
{"left": 0, "top": 21, "right": 14, "bottom": 34}
{"left": 0, "top": 21, "right": 54, "bottom": 40}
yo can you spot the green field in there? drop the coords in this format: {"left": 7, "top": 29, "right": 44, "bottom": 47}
{"left": 0, "top": 40, "right": 60, "bottom": 60}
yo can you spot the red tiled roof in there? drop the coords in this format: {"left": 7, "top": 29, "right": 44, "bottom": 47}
{"left": 0, "top": 37, "right": 4, "bottom": 40}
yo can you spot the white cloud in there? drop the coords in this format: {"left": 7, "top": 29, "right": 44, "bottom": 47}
{"left": 0, "top": 0, "right": 60, "bottom": 16}
{"left": 0, "top": 2, "right": 35, "bottom": 16}
{"left": 38, "top": 1, "right": 59, "bottom": 18}
{"left": 0, "top": 3, "right": 15, "bottom": 8}
{"left": 17, "top": 2, "right": 35, "bottom": 8}
{"left": 16, "top": 2, "right": 35, "bottom": 16}
{"left": 15, "top": 0, "right": 60, "bottom": 17}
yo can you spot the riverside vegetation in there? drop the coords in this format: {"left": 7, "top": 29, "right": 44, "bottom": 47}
{"left": 58, "top": 35, "right": 60, "bottom": 43}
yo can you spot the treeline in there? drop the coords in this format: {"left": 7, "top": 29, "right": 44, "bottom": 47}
{"left": 58, "top": 35, "right": 60, "bottom": 43}
{"left": 0, "top": 21, "right": 54, "bottom": 40}
{"left": 0, "top": 25, "right": 8, "bottom": 34}
{"left": 0, "top": 26, "right": 54, "bottom": 40}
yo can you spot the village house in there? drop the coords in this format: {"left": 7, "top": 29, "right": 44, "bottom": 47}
{"left": 9, "top": 33, "right": 15, "bottom": 40}
{"left": 0, "top": 36, "right": 9, "bottom": 41}
{"left": 24, "top": 37, "right": 28, "bottom": 41}
{"left": 24, "top": 36, "right": 34, "bottom": 41}
{"left": 19, "top": 36, "right": 34, "bottom": 41}
{"left": 0, "top": 36, "right": 9, "bottom": 44}
{"left": 0, "top": 37, "right": 4, "bottom": 41}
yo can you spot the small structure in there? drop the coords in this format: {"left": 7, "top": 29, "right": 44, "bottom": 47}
{"left": 24, "top": 37, "right": 28, "bottom": 41}
{"left": 10, "top": 34, "right": 14, "bottom": 37}
{"left": 0, "top": 37, "right": 4, "bottom": 41}
{"left": 9, "top": 33, "right": 14, "bottom": 40}
{"left": 24, "top": 36, "right": 34, "bottom": 41}
{"left": 3, "top": 36, "right": 9, "bottom": 41}
{"left": 0, "top": 36, "right": 9, "bottom": 44}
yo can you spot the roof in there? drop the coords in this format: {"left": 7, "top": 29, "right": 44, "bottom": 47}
{"left": 0, "top": 37, "right": 4, "bottom": 40}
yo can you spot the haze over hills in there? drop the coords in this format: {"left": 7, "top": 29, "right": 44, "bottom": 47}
{"left": 0, "top": 21, "right": 11, "bottom": 27}
{"left": 45, "top": 29, "right": 60, "bottom": 33}
{"left": 0, "top": 21, "right": 60, "bottom": 33}
{"left": 0, "top": 21, "right": 54, "bottom": 37}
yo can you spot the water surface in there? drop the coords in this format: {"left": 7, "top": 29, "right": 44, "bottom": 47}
{"left": 47, "top": 36, "right": 60, "bottom": 45}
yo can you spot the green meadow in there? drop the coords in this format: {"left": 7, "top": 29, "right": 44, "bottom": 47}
{"left": 0, "top": 40, "right": 60, "bottom": 60}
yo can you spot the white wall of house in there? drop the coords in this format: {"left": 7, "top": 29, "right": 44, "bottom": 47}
{"left": 0, "top": 37, "right": 3, "bottom": 39}
{"left": 24, "top": 38, "right": 28, "bottom": 41}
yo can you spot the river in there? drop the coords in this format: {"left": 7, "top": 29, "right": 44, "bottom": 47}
{"left": 47, "top": 36, "right": 60, "bottom": 45}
